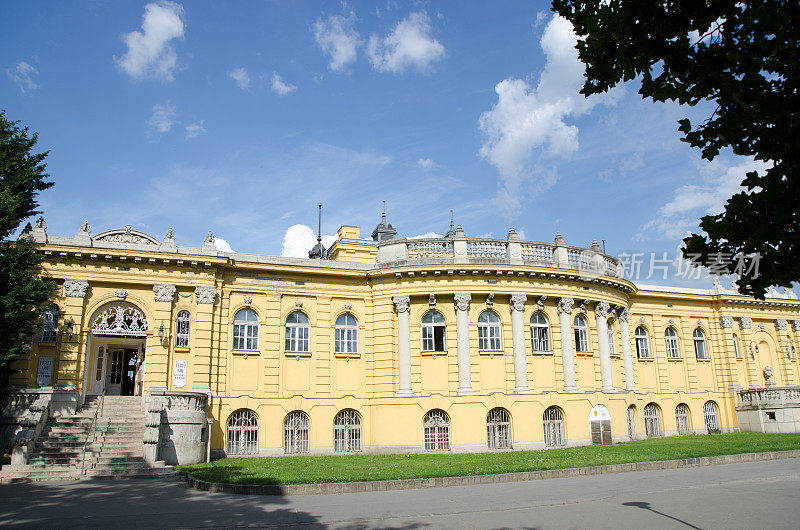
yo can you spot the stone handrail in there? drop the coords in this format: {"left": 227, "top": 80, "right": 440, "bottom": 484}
{"left": 737, "top": 387, "right": 800, "bottom": 409}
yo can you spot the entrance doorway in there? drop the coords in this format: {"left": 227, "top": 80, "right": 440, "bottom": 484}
{"left": 104, "top": 348, "right": 140, "bottom": 396}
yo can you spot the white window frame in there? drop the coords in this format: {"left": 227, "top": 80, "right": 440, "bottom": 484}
{"left": 421, "top": 311, "right": 446, "bottom": 352}
{"left": 40, "top": 304, "right": 59, "bottom": 343}
{"left": 644, "top": 403, "right": 662, "bottom": 437}
{"left": 333, "top": 409, "right": 361, "bottom": 452}
{"left": 227, "top": 409, "right": 258, "bottom": 455}
{"left": 607, "top": 318, "right": 617, "bottom": 356}
{"left": 676, "top": 403, "right": 691, "bottom": 435}
{"left": 543, "top": 406, "right": 565, "bottom": 447}
{"left": 424, "top": 409, "right": 450, "bottom": 451}
{"left": 573, "top": 315, "right": 589, "bottom": 353}
{"left": 478, "top": 311, "right": 502, "bottom": 351}
{"left": 530, "top": 312, "right": 550, "bottom": 352}
{"left": 703, "top": 401, "right": 721, "bottom": 433}
{"left": 665, "top": 328, "right": 680, "bottom": 359}
{"left": 693, "top": 328, "right": 708, "bottom": 360}
{"left": 284, "top": 411, "right": 310, "bottom": 454}
{"left": 175, "top": 310, "right": 190, "bottom": 348}
{"left": 334, "top": 313, "right": 358, "bottom": 354}
{"left": 232, "top": 308, "right": 259, "bottom": 351}
{"left": 733, "top": 334, "right": 741, "bottom": 359}
{"left": 487, "top": 408, "right": 511, "bottom": 449}
{"left": 285, "top": 311, "right": 310, "bottom": 353}
{"left": 635, "top": 326, "right": 651, "bottom": 359}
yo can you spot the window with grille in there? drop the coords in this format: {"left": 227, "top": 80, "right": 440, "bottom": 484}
{"left": 644, "top": 403, "right": 662, "bottom": 437}
{"left": 478, "top": 311, "right": 502, "bottom": 351}
{"left": 676, "top": 403, "right": 691, "bottom": 435}
{"left": 334, "top": 313, "right": 358, "bottom": 354}
{"left": 703, "top": 401, "right": 721, "bottom": 433}
{"left": 285, "top": 311, "right": 310, "bottom": 353}
{"left": 543, "top": 406, "right": 565, "bottom": 447}
{"left": 573, "top": 315, "right": 589, "bottom": 352}
{"left": 693, "top": 328, "right": 708, "bottom": 360}
{"left": 733, "top": 334, "right": 741, "bottom": 359}
{"left": 635, "top": 326, "right": 651, "bottom": 359}
{"left": 530, "top": 312, "right": 550, "bottom": 352}
{"left": 607, "top": 319, "right": 617, "bottom": 356}
{"left": 175, "top": 310, "right": 190, "bottom": 348}
{"left": 627, "top": 405, "right": 637, "bottom": 440}
{"left": 40, "top": 304, "right": 59, "bottom": 343}
{"left": 421, "top": 311, "right": 446, "bottom": 352}
{"left": 424, "top": 409, "right": 450, "bottom": 451}
{"left": 232, "top": 308, "right": 259, "bottom": 350}
{"left": 333, "top": 409, "right": 361, "bottom": 452}
{"left": 487, "top": 407, "right": 511, "bottom": 449}
{"left": 665, "top": 328, "right": 680, "bottom": 359}
{"left": 227, "top": 409, "right": 258, "bottom": 455}
{"left": 284, "top": 411, "right": 310, "bottom": 454}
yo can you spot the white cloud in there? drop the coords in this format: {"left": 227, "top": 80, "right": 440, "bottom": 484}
{"left": 115, "top": 1, "right": 185, "bottom": 82}
{"left": 478, "top": 14, "right": 622, "bottom": 215}
{"left": 214, "top": 236, "right": 233, "bottom": 252}
{"left": 643, "top": 157, "right": 771, "bottom": 240}
{"left": 147, "top": 104, "right": 176, "bottom": 133}
{"left": 6, "top": 61, "right": 38, "bottom": 92}
{"left": 417, "top": 158, "right": 435, "bottom": 168}
{"left": 184, "top": 120, "right": 206, "bottom": 139}
{"left": 313, "top": 13, "right": 360, "bottom": 71}
{"left": 271, "top": 72, "right": 296, "bottom": 95}
{"left": 281, "top": 224, "right": 335, "bottom": 258}
{"left": 367, "top": 12, "right": 445, "bottom": 74}
{"left": 410, "top": 232, "right": 442, "bottom": 239}
{"left": 228, "top": 67, "right": 250, "bottom": 89}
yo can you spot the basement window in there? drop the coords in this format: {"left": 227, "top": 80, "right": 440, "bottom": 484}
{"left": 766, "top": 412, "right": 776, "bottom": 421}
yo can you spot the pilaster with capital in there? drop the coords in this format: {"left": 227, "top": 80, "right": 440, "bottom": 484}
{"left": 454, "top": 293, "right": 474, "bottom": 395}
{"left": 509, "top": 294, "right": 531, "bottom": 394}
{"left": 618, "top": 308, "right": 635, "bottom": 391}
{"left": 151, "top": 284, "right": 177, "bottom": 387}
{"left": 774, "top": 319, "right": 798, "bottom": 385}
{"left": 595, "top": 301, "right": 614, "bottom": 392}
{"left": 557, "top": 297, "right": 579, "bottom": 392}
{"left": 393, "top": 295, "right": 413, "bottom": 396}
{"left": 192, "top": 285, "right": 218, "bottom": 387}
{"left": 59, "top": 280, "right": 90, "bottom": 389}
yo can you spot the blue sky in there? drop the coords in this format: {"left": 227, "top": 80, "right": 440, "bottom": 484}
{"left": 1, "top": 1, "right": 771, "bottom": 289}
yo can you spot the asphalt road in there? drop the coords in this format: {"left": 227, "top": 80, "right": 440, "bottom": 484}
{"left": 1, "top": 458, "right": 799, "bottom": 529}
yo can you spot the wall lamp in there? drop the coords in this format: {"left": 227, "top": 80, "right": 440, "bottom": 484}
{"left": 65, "top": 317, "right": 74, "bottom": 339}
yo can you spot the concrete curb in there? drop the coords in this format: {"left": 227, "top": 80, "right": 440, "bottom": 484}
{"left": 182, "top": 449, "right": 800, "bottom": 496}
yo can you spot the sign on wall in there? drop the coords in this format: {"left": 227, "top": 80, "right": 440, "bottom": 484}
{"left": 173, "top": 359, "right": 187, "bottom": 388}
{"left": 37, "top": 356, "right": 53, "bottom": 387}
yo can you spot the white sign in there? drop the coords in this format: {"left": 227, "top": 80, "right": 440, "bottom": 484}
{"left": 590, "top": 404, "right": 611, "bottom": 421}
{"left": 37, "top": 357, "right": 53, "bottom": 387}
{"left": 173, "top": 360, "right": 187, "bottom": 388}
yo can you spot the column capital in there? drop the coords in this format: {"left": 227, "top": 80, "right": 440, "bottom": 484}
{"left": 794, "top": 319, "right": 800, "bottom": 332}
{"left": 393, "top": 295, "right": 410, "bottom": 313}
{"left": 595, "top": 301, "right": 610, "bottom": 319}
{"left": 618, "top": 307, "right": 630, "bottom": 323}
{"left": 153, "top": 283, "right": 177, "bottom": 303}
{"left": 557, "top": 297, "right": 573, "bottom": 315}
{"left": 454, "top": 293, "right": 471, "bottom": 312}
{"left": 510, "top": 294, "right": 526, "bottom": 312}
{"left": 720, "top": 315, "right": 734, "bottom": 329}
{"left": 740, "top": 316, "right": 752, "bottom": 329}
{"left": 63, "top": 279, "right": 89, "bottom": 298}
{"left": 195, "top": 286, "right": 217, "bottom": 305}
{"left": 776, "top": 319, "right": 788, "bottom": 331}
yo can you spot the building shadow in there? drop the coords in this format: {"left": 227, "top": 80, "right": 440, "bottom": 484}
{"left": 622, "top": 501, "right": 703, "bottom": 529}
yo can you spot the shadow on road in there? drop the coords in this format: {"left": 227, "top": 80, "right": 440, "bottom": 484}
{"left": 622, "top": 501, "right": 703, "bottom": 529}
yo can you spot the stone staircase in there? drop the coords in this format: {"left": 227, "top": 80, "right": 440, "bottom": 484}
{"left": 1, "top": 395, "right": 175, "bottom": 482}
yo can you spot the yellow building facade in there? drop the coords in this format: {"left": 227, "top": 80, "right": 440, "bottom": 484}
{"left": 12, "top": 217, "right": 800, "bottom": 457}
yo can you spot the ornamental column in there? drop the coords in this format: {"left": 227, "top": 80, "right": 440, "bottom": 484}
{"left": 152, "top": 284, "right": 177, "bottom": 389}
{"left": 62, "top": 279, "right": 89, "bottom": 390}
{"left": 619, "top": 308, "right": 636, "bottom": 391}
{"left": 595, "top": 301, "right": 614, "bottom": 392}
{"left": 510, "top": 294, "right": 531, "bottom": 393}
{"left": 454, "top": 293, "right": 475, "bottom": 395}
{"left": 557, "top": 297, "right": 579, "bottom": 392}
{"left": 393, "top": 295, "right": 413, "bottom": 397}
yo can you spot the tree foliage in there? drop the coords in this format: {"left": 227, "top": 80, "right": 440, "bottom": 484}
{"left": 0, "top": 110, "right": 55, "bottom": 371}
{"left": 552, "top": 0, "right": 800, "bottom": 297}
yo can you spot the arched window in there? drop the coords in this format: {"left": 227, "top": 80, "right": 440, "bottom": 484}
{"left": 333, "top": 409, "right": 361, "bottom": 452}
{"left": 421, "top": 311, "right": 446, "bottom": 352}
{"left": 644, "top": 403, "right": 662, "bottom": 437}
{"left": 573, "top": 315, "right": 589, "bottom": 352}
{"left": 530, "top": 312, "right": 550, "bottom": 352}
{"left": 423, "top": 409, "right": 450, "bottom": 451}
{"left": 627, "top": 405, "right": 637, "bottom": 440}
{"left": 40, "top": 304, "right": 59, "bottom": 343}
{"left": 285, "top": 311, "right": 310, "bottom": 353}
{"left": 284, "top": 411, "right": 310, "bottom": 454}
{"left": 703, "top": 401, "right": 721, "bottom": 433}
{"left": 635, "top": 326, "right": 651, "bottom": 359}
{"left": 478, "top": 311, "right": 502, "bottom": 351}
{"left": 334, "top": 313, "right": 358, "bottom": 354}
{"left": 175, "top": 310, "right": 190, "bottom": 348}
{"left": 227, "top": 409, "right": 258, "bottom": 455}
{"left": 664, "top": 328, "right": 680, "bottom": 359}
{"left": 487, "top": 407, "right": 511, "bottom": 449}
{"left": 232, "top": 308, "right": 259, "bottom": 351}
{"left": 675, "top": 403, "right": 691, "bottom": 435}
{"left": 693, "top": 328, "right": 708, "bottom": 360}
{"left": 733, "top": 334, "right": 741, "bottom": 359}
{"left": 607, "top": 319, "right": 617, "bottom": 356}
{"left": 543, "top": 406, "right": 565, "bottom": 447}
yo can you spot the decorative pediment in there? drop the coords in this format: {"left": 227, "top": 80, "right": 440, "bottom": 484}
{"left": 90, "top": 303, "right": 149, "bottom": 337}
{"left": 94, "top": 225, "right": 159, "bottom": 246}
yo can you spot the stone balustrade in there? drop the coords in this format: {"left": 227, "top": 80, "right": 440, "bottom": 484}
{"left": 144, "top": 387, "right": 211, "bottom": 465}
{"left": 737, "top": 387, "right": 800, "bottom": 409}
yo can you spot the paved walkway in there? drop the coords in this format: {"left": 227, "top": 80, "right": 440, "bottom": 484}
{"left": 1, "top": 458, "right": 799, "bottom": 529}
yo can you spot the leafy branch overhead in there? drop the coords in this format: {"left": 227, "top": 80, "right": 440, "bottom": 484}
{"left": 552, "top": 0, "right": 800, "bottom": 297}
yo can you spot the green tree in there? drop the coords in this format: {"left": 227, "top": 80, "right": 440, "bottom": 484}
{"left": 552, "top": 0, "right": 799, "bottom": 297}
{"left": 0, "top": 109, "right": 55, "bottom": 381}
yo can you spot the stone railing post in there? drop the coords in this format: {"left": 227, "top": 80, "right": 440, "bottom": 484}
{"left": 393, "top": 295, "right": 413, "bottom": 397}
{"left": 453, "top": 226, "right": 468, "bottom": 264}
{"left": 510, "top": 294, "right": 531, "bottom": 393}
{"left": 507, "top": 228, "right": 523, "bottom": 266}
{"left": 557, "top": 297, "right": 579, "bottom": 392}
{"left": 454, "top": 293, "right": 475, "bottom": 395}
{"left": 376, "top": 238, "right": 409, "bottom": 265}
{"left": 553, "top": 233, "right": 569, "bottom": 268}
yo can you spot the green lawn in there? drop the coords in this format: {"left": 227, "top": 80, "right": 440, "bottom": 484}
{"left": 178, "top": 432, "right": 800, "bottom": 486}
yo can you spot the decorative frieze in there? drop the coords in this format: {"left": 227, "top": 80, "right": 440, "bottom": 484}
{"left": 510, "top": 294, "right": 526, "bottom": 312}
{"left": 153, "top": 284, "right": 176, "bottom": 303}
{"left": 720, "top": 316, "right": 734, "bottom": 329}
{"left": 63, "top": 279, "right": 89, "bottom": 298}
{"left": 454, "top": 293, "right": 471, "bottom": 312}
{"left": 195, "top": 286, "right": 217, "bottom": 305}
{"left": 393, "top": 295, "right": 410, "bottom": 314}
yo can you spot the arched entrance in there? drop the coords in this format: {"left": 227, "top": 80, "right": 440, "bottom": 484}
{"left": 85, "top": 301, "right": 149, "bottom": 396}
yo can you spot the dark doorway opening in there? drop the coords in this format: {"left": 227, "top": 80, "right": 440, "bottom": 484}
{"left": 121, "top": 349, "right": 138, "bottom": 396}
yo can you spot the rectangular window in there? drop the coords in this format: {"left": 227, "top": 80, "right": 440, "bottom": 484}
{"left": 531, "top": 327, "right": 549, "bottom": 352}
{"left": 478, "top": 324, "right": 501, "bottom": 351}
{"left": 422, "top": 325, "right": 445, "bottom": 352}
{"left": 95, "top": 347, "right": 104, "bottom": 381}
{"left": 636, "top": 337, "right": 651, "bottom": 359}
{"left": 666, "top": 337, "right": 680, "bottom": 358}
{"left": 574, "top": 328, "right": 589, "bottom": 352}
{"left": 285, "top": 325, "right": 309, "bottom": 352}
